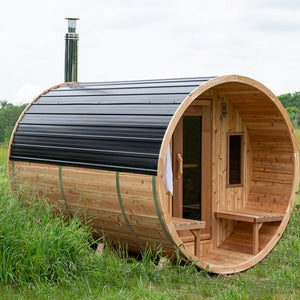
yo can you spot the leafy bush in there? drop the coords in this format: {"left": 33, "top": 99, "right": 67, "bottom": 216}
{"left": 0, "top": 101, "right": 27, "bottom": 143}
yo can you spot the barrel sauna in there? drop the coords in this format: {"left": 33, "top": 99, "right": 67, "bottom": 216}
{"left": 8, "top": 75, "right": 299, "bottom": 274}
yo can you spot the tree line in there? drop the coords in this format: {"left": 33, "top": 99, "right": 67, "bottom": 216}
{"left": 0, "top": 101, "right": 27, "bottom": 144}
{"left": 0, "top": 92, "right": 299, "bottom": 144}
{"left": 278, "top": 92, "right": 300, "bottom": 128}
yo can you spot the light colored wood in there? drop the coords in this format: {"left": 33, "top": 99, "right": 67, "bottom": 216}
{"left": 191, "top": 229, "right": 201, "bottom": 257}
{"left": 172, "top": 104, "right": 212, "bottom": 237}
{"left": 202, "top": 105, "right": 212, "bottom": 235}
{"left": 215, "top": 209, "right": 283, "bottom": 255}
{"left": 215, "top": 210, "right": 284, "bottom": 224}
{"left": 183, "top": 105, "right": 203, "bottom": 116}
{"left": 191, "top": 99, "right": 211, "bottom": 106}
{"left": 172, "top": 119, "right": 183, "bottom": 218}
{"left": 210, "top": 91, "right": 249, "bottom": 246}
{"left": 154, "top": 73, "right": 297, "bottom": 273}
{"left": 154, "top": 75, "right": 298, "bottom": 273}
{"left": 10, "top": 161, "right": 170, "bottom": 248}
{"left": 253, "top": 223, "right": 263, "bottom": 255}
{"left": 172, "top": 217, "right": 205, "bottom": 257}
{"left": 171, "top": 217, "right": 206, "bottom": 230}
{"left": 180, "top": 232, "right": 211, "bottom": 242}
{"left": 176, "top": 153, "right": 183, "bottom": 179}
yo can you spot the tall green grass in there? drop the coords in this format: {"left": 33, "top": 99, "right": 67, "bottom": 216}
{"left": 295, "top": 128, "right": 300, "bottom": 205}
{"left": 0, "top": 144, "right": 99, "bottom": 286}
{"left": 0, "top": 135, "right": 299, "bottom": 299}
{"left": 0, "top": 143, "right": 204, "bottom": 298}
{"left": 295, "top": 128, "right": 300, "bottom": 146}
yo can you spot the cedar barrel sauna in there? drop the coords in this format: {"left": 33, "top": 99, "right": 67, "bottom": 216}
{"left": 8, "top": 75, "right": 299, "bottom": 274}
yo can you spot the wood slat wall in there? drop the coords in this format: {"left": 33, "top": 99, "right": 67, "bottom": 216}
{"left": 10, "top": 161, "right": 175, "bottom": 253}
{"left": 208, "top": 82, "right": 296, "bottom": 262}
{"left": 211, "top": 90, "right": 251, "bottom": 247}
{"left": 211, "top": 82, "right": 295, "bottom": 247}
{"left": 226, "top": 88, "right": 294, "bottom": 214}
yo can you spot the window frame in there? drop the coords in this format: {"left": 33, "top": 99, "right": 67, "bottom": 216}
{"left": 226, "top": 132, "right": 244, "bottom": 188}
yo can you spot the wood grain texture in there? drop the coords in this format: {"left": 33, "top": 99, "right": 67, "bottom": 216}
{"left": 157, "top": 75, "right": 298, "bottom": 274}
{"left": 215, "top": 210, "right": 283, "bottom": 223}
{"left": 9, "top": 161, "right": 172, "bottom": 252}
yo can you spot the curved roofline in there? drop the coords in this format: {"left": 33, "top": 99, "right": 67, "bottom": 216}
{"left": 9, "top": 77, "right": 212, "bottom": 175}
{"left": 7, "top": 81, "right": 77, "bottom": 179}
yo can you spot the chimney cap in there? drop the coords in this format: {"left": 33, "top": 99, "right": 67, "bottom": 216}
{"left": 65, "top": 17, "right": 80, "bottom": 20}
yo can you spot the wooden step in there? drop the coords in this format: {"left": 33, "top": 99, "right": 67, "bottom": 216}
{"left": 171, "top": 217, "right": 206, "bottom": 230}
{"left": 172, "top": 217, "right": 206, "bottom": 257}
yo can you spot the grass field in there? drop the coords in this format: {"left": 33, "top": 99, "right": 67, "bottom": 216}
{"left": 295, "top": 129, "right": 300, "bottom": 205}
{"left": 0, "top": 131, "right": 299, "bottom": 299}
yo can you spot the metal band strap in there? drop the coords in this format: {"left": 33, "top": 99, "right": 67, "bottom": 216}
{"left": 58, "top": 165, "right": 73, "bottom": 217}
{"left": 152, "top": 175, "right": 175, "bottom": 246}
{"left": 116, "top": 172, "right": 144, "bottom": 248}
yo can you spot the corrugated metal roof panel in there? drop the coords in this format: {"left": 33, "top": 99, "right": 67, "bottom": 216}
{"left": 10, "top": 77, "right": 213, "bottom": 174}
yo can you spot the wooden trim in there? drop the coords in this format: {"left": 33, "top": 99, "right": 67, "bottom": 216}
{"left": 172, "top": 107, "right": 212, "bottom": 235}
{"left": 201, "top": 105, "right": 212, "bottom": 235}
{"left": 172, "top": 119, "right": 183, "bottom": 218}
{"left": 183, "top": 105, "right": 203, "bottom": 116}
{"left": 156, "top": 75, "right": 299, "bottom": 273}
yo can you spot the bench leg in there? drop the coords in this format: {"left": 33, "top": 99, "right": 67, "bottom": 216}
{"left": 253, "top": 223, "right": 262, "bottom": 255}
{"left": 191, "top": 229, "right": 201, "bottom": 257}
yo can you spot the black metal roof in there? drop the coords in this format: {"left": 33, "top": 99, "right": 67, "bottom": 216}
{"left": 10, "top": 77, "right": 214, "bottom": 175}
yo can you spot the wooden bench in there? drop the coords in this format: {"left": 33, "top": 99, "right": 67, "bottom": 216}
{"left": 215, "top": 210, "right": 284, "bottom": 255}
{"left": 172, "top": 217, "right": 206, "bottom": 257}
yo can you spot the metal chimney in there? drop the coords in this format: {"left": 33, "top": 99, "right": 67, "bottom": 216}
{"left": 64, "top": 18, "right": 79, "bottom": 82}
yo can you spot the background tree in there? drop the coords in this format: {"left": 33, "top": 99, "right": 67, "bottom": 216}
{"left": 278, "top": 92, "right": 300, "bottom": 128}
{"left": 286, "top": 106, "right": 300, "bottom": 128}
{"left": 0, "top": 100, "right": 27, "bottom": 143}
{"left": 278, "top": 92, "right": 300, "bottom": 110}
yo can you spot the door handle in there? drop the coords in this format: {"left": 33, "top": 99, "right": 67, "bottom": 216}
{"left": 177, "top": 153, "right": 183, "bottom": 179}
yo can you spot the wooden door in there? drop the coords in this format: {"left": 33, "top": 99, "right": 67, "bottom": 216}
{"left": 172, "top": 105, "right": 211, "bottom": 236}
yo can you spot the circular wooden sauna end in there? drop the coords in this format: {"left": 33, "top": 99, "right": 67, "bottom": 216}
{"left": 157, "top": 75, "right": 299, "bottom": 274}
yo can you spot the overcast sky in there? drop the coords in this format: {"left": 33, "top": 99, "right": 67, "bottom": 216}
{"left": 0, "top": 0, "right": 299, "bottom": 105}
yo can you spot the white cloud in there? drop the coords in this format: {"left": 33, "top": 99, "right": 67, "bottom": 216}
{"left": 0, "top": 0, "right": 299, "bottom": 99}
{"left": 10, "top": 84, "right": 44, "bottom": 105}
